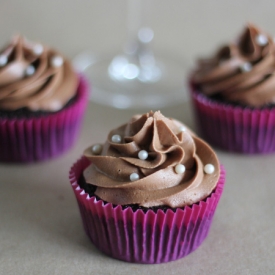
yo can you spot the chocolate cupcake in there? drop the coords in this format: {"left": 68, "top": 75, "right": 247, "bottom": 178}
{"left": 69, "top": 111, "right": 225, "bottom": 264}
{"left": 0, "top": 35, "right": 89, "bottom": 162}
{"left": 190, "top": 23, "right": 275, "bottom": 153}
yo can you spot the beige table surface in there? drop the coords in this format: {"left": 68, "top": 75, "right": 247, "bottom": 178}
{"left": 1, "top": 0, "right": 275, "bottom": 274}
{"left": 1, "top": 101, "right": 275, "bottom": 275}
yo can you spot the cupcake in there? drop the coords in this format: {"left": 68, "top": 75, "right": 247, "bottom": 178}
{"left": 69, "top": 111, "right": 225, "bottom": 264}
{"left": 0, "top": 35, "right": 89, "bottom": 162}
{"left": 190, "top": 23, "right": 275, "bottom": 154}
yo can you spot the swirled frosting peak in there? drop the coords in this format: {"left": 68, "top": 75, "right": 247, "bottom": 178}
{"left": 83, "top": 111, "right": 220, "bottom": 208}
{"left": 0, "top": 35, "right": 78, "bottom": 111}
{"left": 192, "top": 23, "right": 275, "bottom": 107}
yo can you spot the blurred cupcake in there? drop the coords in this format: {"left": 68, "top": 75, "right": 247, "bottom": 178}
{"left": 190, "top": 23, "right": 275, "bottom": 153}
{"left": 69, "top": 111, "right": 225, "bottom": 264}
{"left": 0, "top": 35, "right": 89, "bottom": 162}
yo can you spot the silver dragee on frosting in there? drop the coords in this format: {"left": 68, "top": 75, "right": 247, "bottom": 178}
{"left": 0, "top": 35, "right": 78, "bottom": 111}
{"left": 83, "top": 111, "right": 220, "bottom": 208}
{"left": 192, "top": 23, "right": 275, "bottom": 107}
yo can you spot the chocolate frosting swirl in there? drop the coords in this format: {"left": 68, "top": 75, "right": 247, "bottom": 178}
{"left": 192, "top": 23, "right": 275, "bottom": 107}
{"left": 0, "top": 36, "right": 78, "bottom": 111}
{"left": 83, "top": 111, "right": 220, "bottom": 208}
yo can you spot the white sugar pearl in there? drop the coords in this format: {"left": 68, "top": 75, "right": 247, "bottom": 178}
{"left": 255, "top": 34, "right": 268, "bottom": 46}
{"left": 33, "top": 44, "right": 44, "bottom": 55}
{"left": 204, "top": 164, "right": 215, "bottom": 174}
{"left": 91, "top": 144, "right": 102, "bottom": 155}
{"left": 25, "top": 65, "right": 35, "bottom": 76}
{"left": 0, "top": 55, "right": 7, "bottom": 66}
{"left": 130, "top": 173, "right": 139, "bottom": 181}
{"left": 240, "top": 62, "right": 252, "bottom": 73}
{"left": 111, "top": 134, "right": 122, "bottom": 143}
{"left": 51, "top": 56, "right": 63, "bottom": 67}
{"left": 175, "top": 164, "right": 186, "bottom": 174}
{"left": 138, "top": 150, "right": 148, "bottom": 160}
{"left": 179, "top": 126, "right": 186, "bottom": 132}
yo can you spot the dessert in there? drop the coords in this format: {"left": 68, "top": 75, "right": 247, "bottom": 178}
{"left": 69, "top": 111, "right": 225, "bottom": 263}
{"left": 0, "top": 35, "right": 89, "bottom": 162}
{"left": 190, "top": 23, "right": 275, "bottom": 153}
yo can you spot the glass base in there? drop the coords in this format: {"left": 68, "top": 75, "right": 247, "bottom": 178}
{"left": 73, "top": 51, "right": 187, "bottom": 109}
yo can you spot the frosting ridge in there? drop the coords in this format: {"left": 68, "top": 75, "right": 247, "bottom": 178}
{"left": 83, "top": 111, "right": 220, "bottom": 208}
{"left": 192, "top": 23, "right": 275, "bottom": 107}
{"left": 0, "top": 35, "right": 78, "bottom": 111}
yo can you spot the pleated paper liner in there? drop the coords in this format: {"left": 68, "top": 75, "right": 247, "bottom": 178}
{"left": 0, "top": 74, "right": 89, "bottom": 162}
{"left": 191, "top": 87, "right": 275, "bottom": 154}
{"left": 69, "top": 157, "right": 225, "bottom": 264}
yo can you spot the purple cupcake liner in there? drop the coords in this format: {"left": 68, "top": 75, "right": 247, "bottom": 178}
{"left": 0, "top": 75, "right": 89, "bottom": 162}
{"left": 69, "top": 157, "right": 225, "bottom": 264}
{"left": 191, "top": 87, "right": 275, "bottom": 154}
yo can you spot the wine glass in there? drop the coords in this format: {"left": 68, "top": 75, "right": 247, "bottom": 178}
{"left": 73, "top": 0, "right": 186, "bottom": 109}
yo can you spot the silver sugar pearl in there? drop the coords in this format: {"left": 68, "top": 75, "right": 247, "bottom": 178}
{"left": 204, "top": 164, "right": 215, "bottom": 174}
{"left": 255, "top": 34, "right": 268, "bottom": 46}
{"left": 33, "top": 44, "right": 44, "bottom": 55}
{"left": 51, "top": 56, "right": 64, "bottom": 67}
{"left": 0, "top": 55, "right": 8, "bottom": 66}
{"left": 138, "top": 150, "right": 148, "bottom": 160}
{"left": 25, "top": 65, "right": 35, "bottom": 76}
{"left": 130, "top": 173, "right": 139, "bottom": 181}
{"left": 175, "top": 164, "right": 186, "bottom": 174}
{"left": 111, "top": 134, "right": 122, "bottom": 143}
{"left": 91, "top": 144, "right": 103, "bottom": 155}
{"left": 240, "top": 62, "right": 252, "bottom": 73}
{"left": 179, "top": 126, "right": 186, "bottom": 133}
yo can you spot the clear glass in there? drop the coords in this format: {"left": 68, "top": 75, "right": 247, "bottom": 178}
{"left": 73, "top": 0, "right": 187, "bottom": 109}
